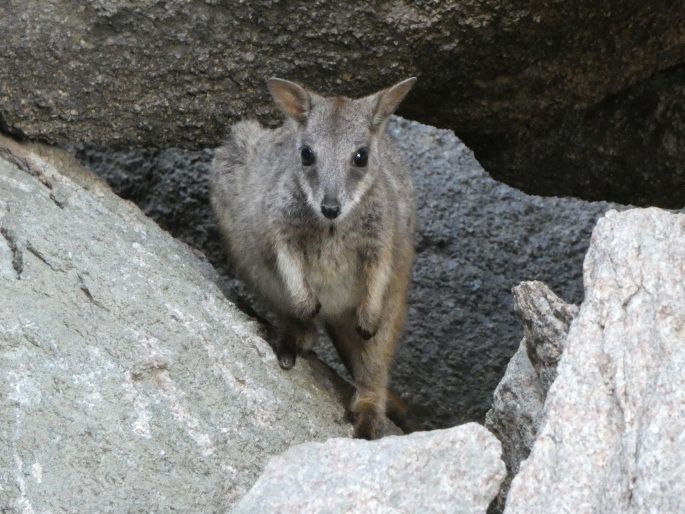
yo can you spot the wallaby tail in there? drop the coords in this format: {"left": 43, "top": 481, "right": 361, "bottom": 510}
{"left": 387, "top": 388, "right": 421, "bottom": 434}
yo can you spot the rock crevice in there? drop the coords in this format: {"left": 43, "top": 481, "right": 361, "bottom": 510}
{"left": 485, "top": 281, "right": 577, "bottom": 512}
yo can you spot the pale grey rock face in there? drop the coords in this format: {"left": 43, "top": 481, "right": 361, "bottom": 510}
{"left": 232, "top": 422, "right": 505, "bottom": 514}
{"left": 505, "top": 208, "right": 685, "bottom": 513}
{"left": 0, "top": 139, "right": 351, "bottom": 513}
{"left": 485, "top": 281, "right": 577, "bottom": 512}
{"left": 485, "top": 345, "right": 544, "bottom": 513}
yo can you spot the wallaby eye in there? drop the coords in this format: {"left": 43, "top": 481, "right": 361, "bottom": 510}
{"left": 300, "top": 146, "right": 316, "bottom": 166}
{"left": 353, "top": 147, "right": 369, "bottom": 167}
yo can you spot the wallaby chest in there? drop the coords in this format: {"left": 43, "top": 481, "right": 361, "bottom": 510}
{"left": 300, "top": 228, "right": 364, "bottom": 317}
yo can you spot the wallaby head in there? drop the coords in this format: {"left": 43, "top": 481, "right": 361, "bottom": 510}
{"left": 267, "top": 77, "right": 416, "bottom": 222}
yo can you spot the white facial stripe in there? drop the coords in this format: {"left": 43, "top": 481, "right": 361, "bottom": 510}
{"left": 343, "top": 168, "right": 376, "bottom": 216}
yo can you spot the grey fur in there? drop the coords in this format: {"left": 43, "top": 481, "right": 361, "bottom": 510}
{"left": 211, "top": 78, "right": 417, "bottom": 438}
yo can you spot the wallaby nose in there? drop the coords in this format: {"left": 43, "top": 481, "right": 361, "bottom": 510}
{"left": 321, "top": 198, "right": 341, "bottom": 220}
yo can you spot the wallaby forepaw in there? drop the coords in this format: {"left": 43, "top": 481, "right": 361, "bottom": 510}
{"left": 294, "top": 295, "right": 321, "bottom": 321}
{"left": 355, "top": 325, "right": 376, "bottom": 340}
{"left": 356, "top": 305, "right": 380, "bottom": 340}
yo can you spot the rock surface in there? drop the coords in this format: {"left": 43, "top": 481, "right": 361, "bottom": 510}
{"left": 232, "top": 422, "right": 505, "bottom": 514}
{"left": 74, "top": 118, "right": 616, "bottom": 429}
{"left": 511, "top": 281, "right": 578, "bottom": 393}
{"left": 477, "top": 62, "right": 685, "bottom": 208}
{"left": 485, "top": 281, "right": 577, "bottom": 512}
{"left": 505, "top": 208, "right": 685, "bottom": 513}
{"left": 0, "top": 138, "right": 352, "bottom": 512}
{"left": 2, "top": 2, "right": 685, "bottom": 205}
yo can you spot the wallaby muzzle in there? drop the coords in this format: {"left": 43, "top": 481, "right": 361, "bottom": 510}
{"left": 321, "top": 195, "right": 341, "bottom": 219}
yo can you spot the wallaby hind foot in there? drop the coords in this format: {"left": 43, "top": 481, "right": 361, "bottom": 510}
{"left": 353, "top": 406, "right": 384, "bottom": 440}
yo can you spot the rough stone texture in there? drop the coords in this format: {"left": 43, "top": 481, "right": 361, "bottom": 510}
{"left": 0, "top": 137, "right": 352, "bottom": 513}
{"left": 505, "top": 208, "right": 685, "bottom": 513}
{"left": 232, "top": 422, "right": 505, "bottom": 514}
{"left": 512, "top": 281, "right": 578, "bottom": 393}
{"left": 485, "top": 281, "right": 577, "bottom": 512}
{"left": 74, "top": 118, "right": 616, "bottom": 430}
{"left": 476, "top": 62, "right": 685, "bottom": 208}
{"left": 484, "top": 342, "right": 543, "bottom": 514}
{"left": 2, "top": 2, "right": 685, "bottom": 206}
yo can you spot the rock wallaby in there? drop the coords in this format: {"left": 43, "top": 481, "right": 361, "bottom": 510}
{"left": 210, "top": 77, "right": 417, "bottom": 439}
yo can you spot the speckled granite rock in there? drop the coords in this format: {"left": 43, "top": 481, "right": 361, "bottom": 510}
{"left": 233, "top": 422, "right": 505, "bottom": 514}
{"left": 510, "top": 282, "right": 577, "bottom": 393}
{"left": 485, "top": 281, "right": 577, "bottom": 512}
{"left": 505, "top": 208, "right": 685, "bottom": 513}
{"left": 0, "top": 137, "right": 351, "bottom": 512}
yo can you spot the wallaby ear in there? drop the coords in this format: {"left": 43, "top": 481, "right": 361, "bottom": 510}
{"left": 267, "top": 78, "right": 311, "bottom": 122}
{"left": 371, "top": 77, "right": 417, "bottom": 129}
